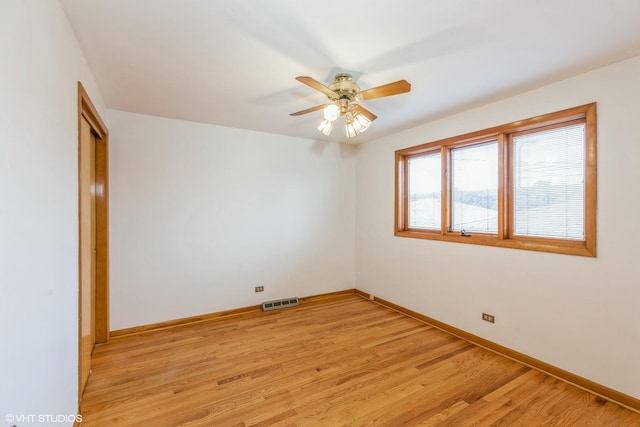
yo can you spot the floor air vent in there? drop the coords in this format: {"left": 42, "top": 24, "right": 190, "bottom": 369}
{"left": 262, "top": 297, "right": 299, "bottom": 312}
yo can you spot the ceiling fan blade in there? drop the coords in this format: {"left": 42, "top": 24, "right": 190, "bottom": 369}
{"left": 290, "top": 104, "right": 326, "bottom": 116}
{"left": 352, "top": 104, "right": 378, "bottom": 122}
{"left": 295, "top": 76, "right": 338, "bottom": 99}
{"left": 357, "top": 80, "right": 411, "bottom": 101}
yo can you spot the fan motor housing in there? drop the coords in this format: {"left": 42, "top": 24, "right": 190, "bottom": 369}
{"left": 328, "top": 73, "right": 360, "bottom": 100}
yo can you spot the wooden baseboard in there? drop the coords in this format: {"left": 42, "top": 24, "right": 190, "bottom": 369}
{"left": 109, "top": 289, "right": 356, "bottom": 339}
{"left": 299, "top": 288, "right": 356, "bottom": 304}
{"left": 354, "top": 289, "right": 640, "bottom": 413}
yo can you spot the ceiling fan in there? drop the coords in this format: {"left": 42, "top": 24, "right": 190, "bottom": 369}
{"left": 290, "top": 73, "right": 411, "bottom": 138}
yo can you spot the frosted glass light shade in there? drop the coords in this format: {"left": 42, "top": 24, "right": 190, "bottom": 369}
{"left": 345, "top": 122, "right": 359, "bottom": 138}
{"left": 323, "top": 104, "right": 340, "bottom": 122}
{"left": 353, "top": 113, "right": 371, "bottom": 133}
{"left": 317, "top": 120, "right": 333, "bottom": 136}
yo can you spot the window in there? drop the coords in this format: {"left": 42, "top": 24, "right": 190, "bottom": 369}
{"left": 407, "top": 152, "right": 441, "bottom": 229}
{"left": 395, "top": 103, "right": 596, "bottom": 256}
{"left": 451, "top": 142, "right": 498, "bottom": 234}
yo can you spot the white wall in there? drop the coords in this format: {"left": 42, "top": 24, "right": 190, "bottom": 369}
{"left": 356, "top": 56, "right": 640, "bottom": 398}
{"left": 108, "top": 110, "right": 356, "bottom": 330}
{"left": 0, "top": 1, "right": 105, "bottom": 425}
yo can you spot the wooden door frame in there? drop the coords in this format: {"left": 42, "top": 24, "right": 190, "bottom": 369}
{"left": 77, "top": 82, "right": 109, "bottom": 401}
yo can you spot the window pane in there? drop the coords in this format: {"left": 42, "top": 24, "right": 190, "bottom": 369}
{"left": 451, "top": 142, "right": 498, "bottom": 233}
{"left": 513, "top": 123, "right": 585, "bottom": 239}
{"left": 408, "top": 153, "right": 441, "bottom": 229}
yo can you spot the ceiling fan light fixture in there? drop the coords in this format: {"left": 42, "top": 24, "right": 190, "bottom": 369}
{"left": 323, "top": 103, "right": 340, "bottom": 122}
{"left": 345, "top": 119, "right": 359, "bottom": 138}
{"left": 317, "top": 119, "right": 333, "bottom": 136}
{"left": 353, "top": 113, "right": 372, "bottom": 133}
{"left": 292, "top": 73, "right": 411, "bottom": 139}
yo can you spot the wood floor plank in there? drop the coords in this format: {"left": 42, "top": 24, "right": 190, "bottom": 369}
{"left": 79, "top": 294, "right": 640, "bottom": 426}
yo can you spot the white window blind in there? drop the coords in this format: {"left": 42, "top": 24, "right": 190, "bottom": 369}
{"left": 513, "top": 123, "right": 585, "bottom": 240}
{"left": 451, "top": 142, "right": 498, "bottom": 233}
{"left": 408, "top": 153, "right": 441, "bottom": 229}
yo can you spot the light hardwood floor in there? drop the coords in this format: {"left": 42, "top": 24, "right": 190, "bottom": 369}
{"left": 80, "top": 294, "right": 640, "bottom": 426}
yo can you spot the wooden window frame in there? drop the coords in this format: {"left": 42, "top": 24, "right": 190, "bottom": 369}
{"left": 395, "top": 103, "right": 596, "bottom": 257}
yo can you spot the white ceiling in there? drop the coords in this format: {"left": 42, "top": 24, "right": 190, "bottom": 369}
{"left": 60, "top": 0, "right": 640, "bottom": 144}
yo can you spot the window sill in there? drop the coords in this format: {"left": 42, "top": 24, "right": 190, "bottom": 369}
{"left": 394, "top": 230, "right": 596, "bottom": 257}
